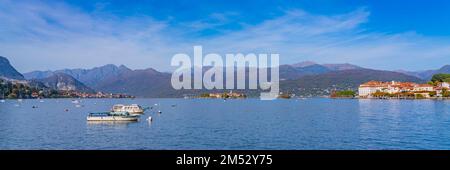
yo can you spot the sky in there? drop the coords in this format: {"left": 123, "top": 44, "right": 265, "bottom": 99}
{"left": 1, "top": 0, "right": 450, "bottom": 73}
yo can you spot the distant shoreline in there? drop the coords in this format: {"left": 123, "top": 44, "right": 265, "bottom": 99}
{"left": 2, "top": 96, "right": 449, "bottom": 100}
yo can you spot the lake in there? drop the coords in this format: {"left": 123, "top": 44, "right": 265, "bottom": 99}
{"left": 0, "top": 98, "right": 449, "bottom": 150}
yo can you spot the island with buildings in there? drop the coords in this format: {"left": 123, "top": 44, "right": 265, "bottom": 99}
{"left": 198, "top": 91, "right": 246, "bottom": 99}
{"left": 358, "top": 81, "right": 449, "bottom": 99}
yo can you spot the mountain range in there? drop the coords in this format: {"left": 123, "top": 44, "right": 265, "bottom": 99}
{"left": 1, "top": 56, "right": 448, "bottom": 97}
{"left": 396, "top": 65, "right": 450, "bottom": 81}
{"left": 24, "top": 64, "right": 133, "bottom": 89}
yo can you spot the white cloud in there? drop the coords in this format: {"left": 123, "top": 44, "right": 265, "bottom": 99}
{"left": 0, "top": 0, "right": 449, "bottom": 73}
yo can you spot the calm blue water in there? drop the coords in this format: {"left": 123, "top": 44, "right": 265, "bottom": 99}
{"left": 0, "top": 98, "right": 449, "bottom": 150}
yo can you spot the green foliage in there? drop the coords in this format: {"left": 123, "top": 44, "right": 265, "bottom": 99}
{"left": 427, "top": 81, "right": 437, "bottom": 86}
{"left": 431, "top": 74, "right": 450, "bottom": 82}
{"left": 331, "top": 90, "right": 355, "bottom": 98}
{"left": 444, "top": 78, "right": 450, "bottom": 82}
{"left": 1, "top": 81, "right": 48, "bottom": 99}
{"left": 428, "top": 91, "right": 437, "bottom": 97}
{"left": 443, "top": 88, "right": 450, "bottom": 97}
{"left": 372, "top": 91, "right": 390, "bottom": 97}
{"left": 199, "top": 93, "right": 210, "bottom": 98}
{"left": 415, "top": 94, "right": 425, "bottom": 99}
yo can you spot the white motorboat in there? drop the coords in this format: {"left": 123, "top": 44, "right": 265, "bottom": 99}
{"left": 87, "top": 112, "right": 139, "bottom": 121}
{"left": 112, "top": 104, "right": 146, "bottom": 114}
{"left": 0, "top": 99, "right": 5, "bottom": 103}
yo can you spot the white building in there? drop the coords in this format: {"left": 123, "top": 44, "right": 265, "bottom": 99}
{"left": 413, "top": 84, "right": 434, "bottom": 92}
{"left": 441, "top": 82, "right": 450, "bottom": 88}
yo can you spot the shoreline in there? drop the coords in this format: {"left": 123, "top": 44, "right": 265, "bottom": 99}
{"left": 1, "top": 96, "right": 449, "bottom": 100}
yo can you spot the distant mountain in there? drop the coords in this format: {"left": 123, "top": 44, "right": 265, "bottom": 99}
{"left": 94, "top": 68, "right": 173, "bottom": 97}
{"left": 322, "top": 63, "right": 362, "bottom": 71}
{"left": 281, "top": 68, "right": 424, "bottom": 96}
{"left": 23, "top": 70, "right": 54, "bottom": 80}
{"left": 24, "top": 64, "right": 132, "bottom": 90}
{"left": 280, "top": 62, "right": 363, "bottom": 80}
{"left": 280, "top": 64, "right": 331, "bottom": 80}
{"left": 0, "top": 56, "right": 25, "bottom": 80}
{"left": 291, "top": 61, "right": 317, "bottom": 68}
{"left": 396, "top": 65, "right": 450, "bottom": 81}
{"left": 34, "top": 73, "right": 94, "bottom": 93}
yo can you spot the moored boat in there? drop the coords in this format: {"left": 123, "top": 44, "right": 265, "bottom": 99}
{"left": 87, "top": 111, "right": 139, "bottom": 121}
{"left": 112, "top": 104, "right": 146, "bottom": 114}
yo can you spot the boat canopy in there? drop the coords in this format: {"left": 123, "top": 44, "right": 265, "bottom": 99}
{"left": 89, "top": 111, "right": 130, "bottom": 116}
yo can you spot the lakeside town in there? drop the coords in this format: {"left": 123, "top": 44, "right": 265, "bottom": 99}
{"left": 356, "top": 73, "right": 450, "bottom": 99}
{"left": 357, "top": 80, "right": 449, "bottom": 99}
{"left": 0, "top": 78, "right": 134, "bottom": 99}
{"left": 329, "top": 73, "right": 450, "bottom": 99}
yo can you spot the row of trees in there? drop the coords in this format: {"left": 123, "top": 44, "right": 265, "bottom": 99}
{"left": 330, "top": 90, "right": 356, "bottom": 98}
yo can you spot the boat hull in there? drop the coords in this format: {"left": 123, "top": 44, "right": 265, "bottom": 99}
{"left": 87, "top": 116, "right": 138, "bottom": 121}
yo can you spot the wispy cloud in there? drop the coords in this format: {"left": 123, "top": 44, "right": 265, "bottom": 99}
{"left": 0, "top": 0, "right": 449, "bottom": 73}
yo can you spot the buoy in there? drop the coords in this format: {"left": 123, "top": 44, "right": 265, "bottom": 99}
{"left": 65, "top": 109, "right": 69, "bottom": 112}
{"left": 158, "top": 110, "right": 162, "bottom": 114}
{"left": 147, "top": 116, "right": 152, "bottom": 122}
{"left": 32, "top": 106, "right": 37, "bottom": 108}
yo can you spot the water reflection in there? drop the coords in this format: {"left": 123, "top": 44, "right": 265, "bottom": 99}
{"left": 1, "top": 98, "right": 450, "bottom": 149}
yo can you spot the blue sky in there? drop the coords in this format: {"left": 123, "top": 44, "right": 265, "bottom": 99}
{"left": 1, "top": 0, "right": 449, "bottom": 72}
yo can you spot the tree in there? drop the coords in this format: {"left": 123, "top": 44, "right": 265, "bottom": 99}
{"left": 431, "top": 74, "right": 450, "bottom": 82}
{"left": 331, "top": 90, "right": 355, "bottom": 98}
{"left": 443, "top": 88, "right": 450, "bottom": 97}
{"left": 415, "top": 94, "right": 425, "bottom": 99}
